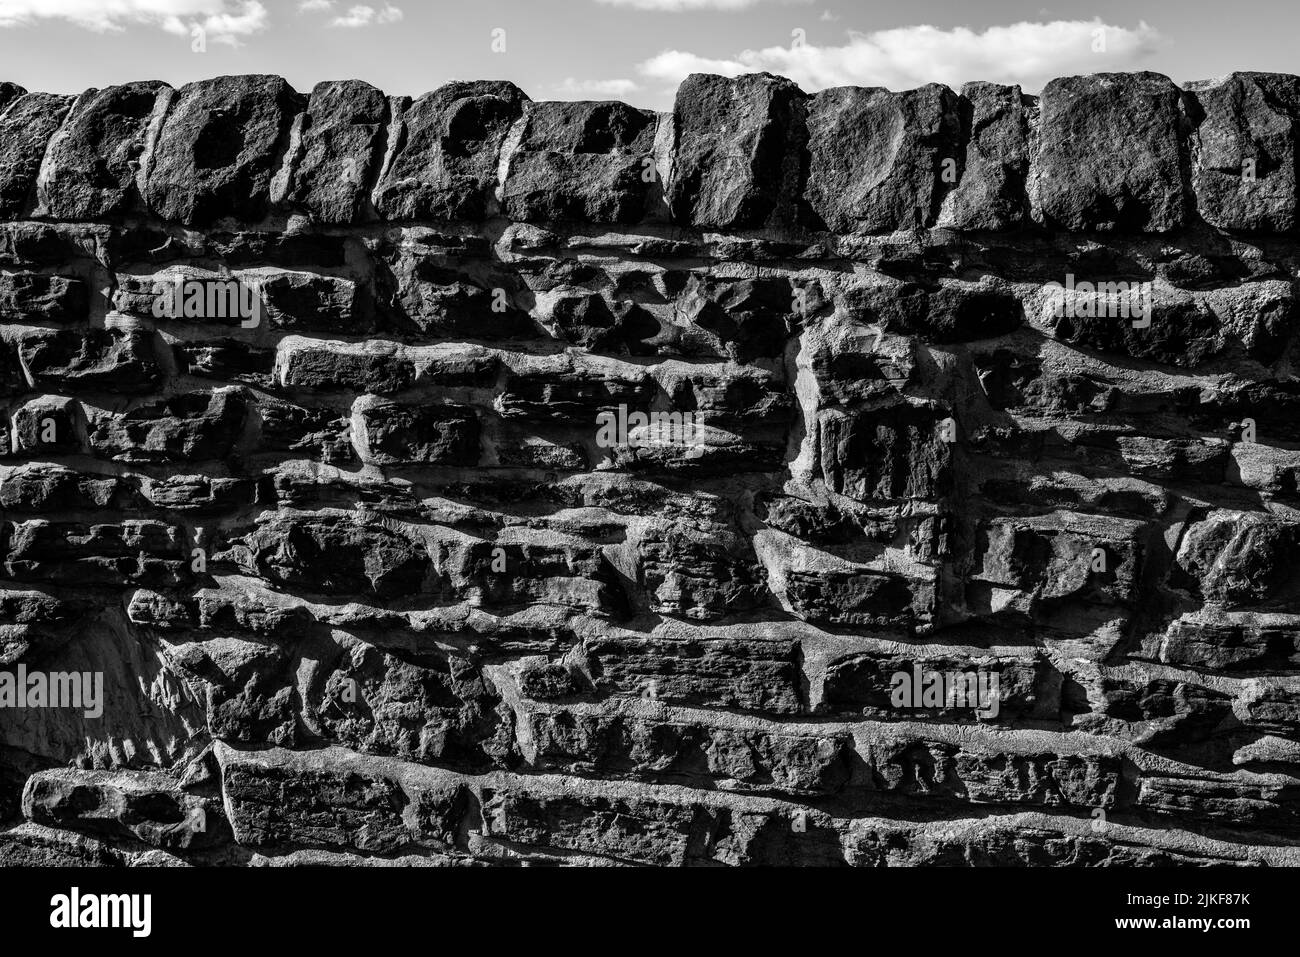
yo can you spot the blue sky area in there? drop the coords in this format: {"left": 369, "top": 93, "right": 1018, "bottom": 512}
{"left": 0, "top": 0, "right": 1293, "bottom": 110}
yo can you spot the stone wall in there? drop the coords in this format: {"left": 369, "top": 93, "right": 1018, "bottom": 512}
{"left": 2, "top": 70, "right": 1300, "bottom": 866}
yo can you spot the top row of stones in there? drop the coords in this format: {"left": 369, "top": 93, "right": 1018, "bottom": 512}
{"left": 0, "top": 70, "right": 1297, "bottom": 235}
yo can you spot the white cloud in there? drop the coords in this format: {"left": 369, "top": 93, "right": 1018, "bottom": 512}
{"left": 553, "top": 77, "right": 641, "bottom": 99}
{"left": 0, "top": 0, "right": 269, "bottom": 42}
{"left": 597, "top": 0, "right": 811, "bottom": 10}
{"left": 639, "top": 19, "right": 1164, "bottom": 94}
{"left": 297, "top": 0, "right": 332, "bottom": 11}
{"left": 328, "top": 3, "right": 402, "bottom": 27}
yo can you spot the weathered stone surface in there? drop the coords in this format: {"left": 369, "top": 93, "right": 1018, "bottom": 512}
{"left": 19, "top": 327, "right": 162, "bottom": 394}
{"left": 317, "top": 642, "right": 513, "bottom": 770}
{"left": 479, "top": 783, "right": 703, "bottom": 865}
{"left": 674, "top": 274, "right": 793, "bottom": 361}
{"left": 851, "top": 280, "right": 1023, "bottom": 343}
{"left": 1041, "top": 282, "right": 1288, "bottom": 368}
{"left": 259, "top": 271, "right": 361, "bottom": 332}
{"left": 970, "top": 512, "right": 1145, "bottom": 624}
{"left": 1237, "top": 681, "right": 1300, "bottom": 737}
{"left": 3, "top": 68, "right": 1300, "bottom": 868}
{"left": 279, "top": 344, "right": 419, "bottom": 394}
{"left": 863, "top": 737, "right": 1122, "bottom": 808}
{"left": 668, "top": 72, "right": 806, "bottom": 229}
{"left": 805, "top": 84, "right": 962, "bottom": 233}
{"left": 0, "top": 92, "right": 74, "bottom": 218}
{"left": 0, "top": 823, "right": 125, "bottom": 867}
{"left": 0, "top": 272, "right": 88, "bottom": 322}
{"left": 818, "top": 401, "right": 953, "bottom": 501}
{"left": 840, "top": 813, "right": 1277, "bottom": 866}
{"left": 144, "top": 75, "right": 303, "bottom": 226}
{"left": 88, "top": 389, "right": 248, "bottom": 463}
{"left": 1188, "top": 73, "right": 1300, "bottom": 232}
{"left": 0, "top": 222, "right": 74, "bottom": 267}
{"left": 372, "top": 81, "right": 527, "bottom": 221}
{"left": 0, "top": 588, "right": 96, "bottom": 665}
{"left": 215, "top": 744, "right": 469, "bottom": 853}
{"left": 819, "top": 651, "right": 1060, "bottom": 722}
{"left": 938, "top": 82, "right": 1030, "bottom": 230}
{"left": 227, "top": 514, "right": 431, "bottom": 599}
{"left": 10, "top": 396, "right": 82, "bottom": 457}
{"left": 785, "top": 567, "right": 930, "bottom": 631}
{"left": 1174, "top": 511, "right": 1300, "bottom": 608}
{"left": 584, "top": 633, "right": 803, "bottom": 713}
{"left": 355, "top": 398, "right": 480, "bottom": 466}
{"left": 255, "top": 396, "right": 355, "bottom": 463}
{"left": 1156, "top": 614, "right": 1300, "bottom": 671}
{"left": 1137, "top": 773, "right": 1300, "bottom": 830}
{"left": 381, "top": 256, "right": 535, "bottom": 339}
{"left": 815, "top": 325, "right": 914, "bottom": 403}
{"left": 663, "top": 366, "right": 794, "bottom": 425}
{"left": 637, "top": 524, "right": 769, "bottom": 621}
{"left": 524, "top": 706, "right": 853, "bottom": 794}
{"left": 3, "top": 519, "right": 190, "bottom": 587}
{"left": 497, "top": 365, "right": 653, "bottom": 421}
{"left": 37, "top": 81, "right": 167, "bottom": 219}
{"left": 285, "top": 80, "right": 389, "bottom": 223}
{"left": 175, "top": 338, "right": 276, "bottom": 385}
{"left": 0, "top": 83, "right": 23, "bottom": 113}
{"left": 504, "top": 100, "right": 657, "bottom": 224}
{"left": 165, "top": 636, "right": 302, "bottom": 745}
{"left": 0, "top": 465, "right": 129, "bottom": 514}
{"left": 1033, "top": 73, "right": 1189, "bottom": 232}
{"left": 1114, "top": 436, "right": 1229, "bottom": 484}
{"left": 549, "top": 293, "right": 660, "bottom": 353}
{"left": 23, "top": 768, "right": 222, "bottom": 850}
{"left": 456, "top": 539, "right": 627, "bottom": 616}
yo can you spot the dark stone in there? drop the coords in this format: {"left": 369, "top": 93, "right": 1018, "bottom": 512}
{"left": 279, "top": 346, "right": 418, "bottom": 394}
{"left": 357, "top": 400, "right": 481, "bottom": 466}
{"left": 20, "top": 327, "right": 162, "bottom": 395}
{"left": 497, "top": 366, "right": 654, "bottom": 421}
{"left": 38, "top": 81, "right": 167, "bottom": 219}
{"left": 372, "top": 81, "right": 528, "bottom": 221}
{"left": 285, "top": 79, "right": 389, "bottom": 223}
{"left": 382, "top": 258, "right": 535, "bottom": 339}
{"left": 938, "top": 82, "right": 1030, "bottom": 230}
{"left": 0, "top": 92, "right": 74, "bottom": 218}
{"left": 854, "top": 282, "right": 1023, "bottom": 343}
{"left": 234, "top": 514, "right": 432, "bottom": 599}
{"left": 674, "top": 274, "right": 793, "bottom": 361}
{"left": 89, "top": 389, "right": 248, "bottom": 463}
{"left": 668, "top": 72, "right": 807, "bottom": 229}
{"left": 4, "top": 519, "right": 190, "bottom": 587}
{"left": 637, "top": 525, "right": 770, "bottom": 621}
{"left": 1034, "top": 72, "right": 1190, "bottom": 232}
{"left": 584, "top": 634, "right": 803, "bottom": 713}
{"left": 785, "top": 568, "right": 924, "bottom": 630}
{"left": 818, "top": 401, "right": 953, "bottom": 501}
{"left": 805, "top": 83, "right": 962, "bottom": 233}
{"left": 1188, "top": 72, "right": 1300, "bottom": 232}
{"left": 504, "top": 100, "right": 657, "bottom": 224}
{"left": 0, "top": 273, "right": 87, "bottom": 323}
{"left": 143, "top": 75, "right": 304, "bottom": 226}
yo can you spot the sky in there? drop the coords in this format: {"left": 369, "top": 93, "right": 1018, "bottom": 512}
{"left": 0, "top": 0, "right": 1295, "bottom": 111}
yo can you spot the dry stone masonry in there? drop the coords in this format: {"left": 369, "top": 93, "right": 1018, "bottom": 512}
{"left": 2, "top": 70, "right": 1300, "bottom": 866}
